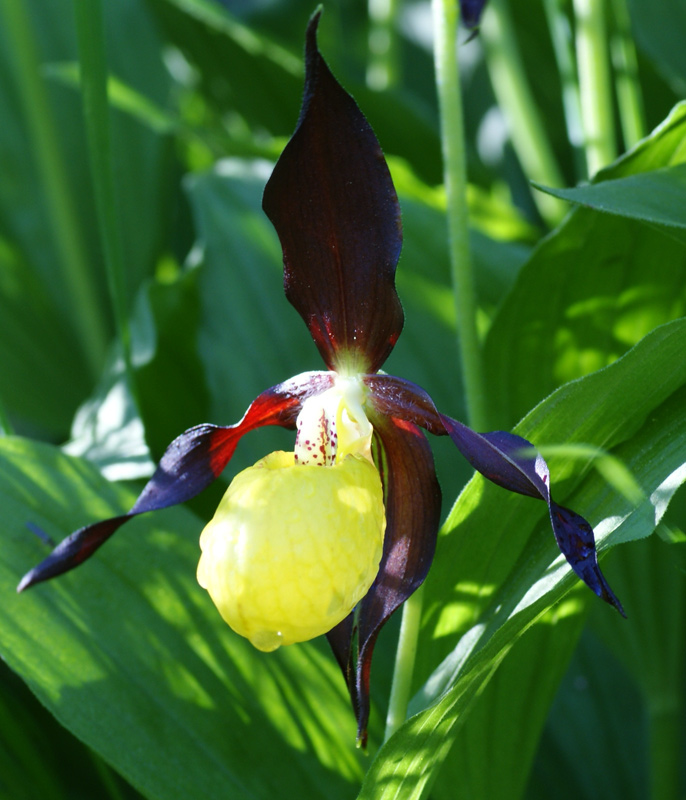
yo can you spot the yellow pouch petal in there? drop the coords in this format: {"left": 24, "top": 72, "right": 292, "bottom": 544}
{"left": 197, "top": 450, "right": 385, "bottom": 651}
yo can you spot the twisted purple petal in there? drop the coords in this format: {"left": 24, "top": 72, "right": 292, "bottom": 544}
{"left": 18, "top": 372, "right": 333, "bottom": 592}
{"left": 365, "top": 373, "right": 625, "bottom": 617}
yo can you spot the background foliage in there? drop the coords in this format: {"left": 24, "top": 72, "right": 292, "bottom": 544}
{"left": 0, "top": 0, "right": 685, "bottom": 798}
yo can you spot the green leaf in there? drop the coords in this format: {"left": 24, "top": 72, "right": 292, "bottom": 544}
{"left": 429, "top": 594, "right": 591, "bottom": 800}
{"left": 0, "top": 437, "right": 365, "bottom": 799}
{"left": 357, "top": 318, "right": 686, "bottom": 799}
{"left": 484, "top": 104, "right": 686, "bottom": 428}
{"left": 144, "top": 0, "right": 303, "bottom": 135}
{"left": 590, "top": 535, "right": 686, "bottom": 799}
{"left": 0, "top": 0, "right": 174, "bottom": 437}
{"left": 0, "top": 235, "right": 90, "bottom": 437}
{"left": 63, "top": 348, "right": 154, "bottom": 482}
{"left": 0, "top": 659, "right": 141, "bottom": 800}
{"left": 528, "top": 630, "right": 648, "bottom": 800}
{"left": 629, "top": 0, "right": 686, "bottom": 93}
{"left": 184, "top": 159, "right": 313, "bottom": 476}
{"left": 534, "top": 162, "right": 686, "bottom": 235}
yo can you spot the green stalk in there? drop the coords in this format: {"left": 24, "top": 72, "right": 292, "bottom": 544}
{"left": 73, "top": 0, "right": 135, "bottom": 389}
{"left": 609, "top": 0, "right": 645, "bottom": 148}
{"left": 367, "top": 0, "right": 400, "bottom": 90}
{"left": 542, "top": 0, "right": 587, "bottom": 178}
{"left": 384, "top": 584, "right": 424, "bottom": 741}
{"left": 383, "top": 0, "right": 488, "bottom": 743}
{"left": 480, "top": 0, "right": 566, "bottom": 225}
{"left": 573, "top": 0, "right": 617, "bottom": 175}
{"left": 432, "top": 0, "right": 487, "bottom": 433}
{"left": 1, "top": 0, "right": 107, "bottom": 377}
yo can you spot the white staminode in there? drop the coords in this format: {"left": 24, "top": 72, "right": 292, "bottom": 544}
{"left": 294, "top": 375, "right": 373, "bottom": 466}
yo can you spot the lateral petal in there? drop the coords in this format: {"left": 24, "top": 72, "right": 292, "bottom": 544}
{"left": 262, "top": 11, "right": 404, "bottom": 374}
{"left": 18, "top": 372, "right": 333, "bottom": 592}
{"left": 366, "top": 373, "right": 625, "bottom": 616}
{"left": 352, "top": 413, "right": 441, "bottom": 746}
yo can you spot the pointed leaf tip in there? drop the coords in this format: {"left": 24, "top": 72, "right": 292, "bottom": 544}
{"left": 263, "top": 14, "right": 404, "bottom": 373}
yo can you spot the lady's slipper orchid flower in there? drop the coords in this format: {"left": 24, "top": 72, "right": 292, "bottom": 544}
{"left": 18, "top": 11, "right": 624, "bottom": 745}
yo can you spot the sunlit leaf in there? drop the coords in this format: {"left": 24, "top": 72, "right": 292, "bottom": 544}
{"left": 358, "top": 319, "right": 686, "bottom": 799}
{"left": 485, "top": 105, "right": 686, "bottom": 428}
{"left": 0, "top": 437, "right": 366, "bottom": 799}
{"left": 534, "top": 162, "right": 686, "bottom": 238}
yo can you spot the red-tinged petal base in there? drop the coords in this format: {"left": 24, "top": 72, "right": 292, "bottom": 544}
{"left": 328, "top": 412, "right": 441, "bottom": 746}
{"left": 18, "top": 372, "right": 334, "bottom": 592}
{"left": 365, "top": 373, "right": 625, "bottom": 617}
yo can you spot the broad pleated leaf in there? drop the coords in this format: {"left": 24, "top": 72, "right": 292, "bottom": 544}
{"left": 486, "top": 103, "right": 686, "bottom": 428}
{"left": 534, "top": 161, "right": 686, "bottom": 236}
{"left": 1, "top": 438, "right": 364, "bottom": 799}
{"left": 358, "top": 319, "right": 686, "bottom": 800}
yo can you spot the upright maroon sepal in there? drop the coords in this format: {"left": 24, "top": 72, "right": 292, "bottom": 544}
{"left": 262, "top": 10, "right": 404, "bottom": 373}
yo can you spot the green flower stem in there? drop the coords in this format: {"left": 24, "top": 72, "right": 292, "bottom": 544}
{"left": 542, "top": 0, "right": 587, "bottom": 178}
{"left": 367, "top": 0, "right": 400, "bottom": 90}
{"left": 480, "top": 0, "right": 566, "bottom": 225}
{"left": 73, "top": 0, "right": 135, "bottom": 389}
{"left": 609, "top": 0, "right": 645, "bottom": 149}
{"left": 432, "top": 0, "right": 487, "bottom": 433}
{"left": 384, "top": 0, "right": 489, "bottom": 743}
{"left": 573, "top": 0, "right": 617, "bottom": 175}
{"left": 1, "top": 0, "right": 107, "bottom": 378}
{"left": 384, "top": 584, "right": 424, "bottom": 742}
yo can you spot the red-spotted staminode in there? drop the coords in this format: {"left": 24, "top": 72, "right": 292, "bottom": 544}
{"left": 18, "top": 11, "right": 623, "bottom": 746}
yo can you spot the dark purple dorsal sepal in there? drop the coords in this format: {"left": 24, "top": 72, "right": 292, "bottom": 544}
{"left": 262, "top": 11, "right": 404, "bottom": 374}
{"left": 18, "top": 372, "right": 334, "bottom": 592}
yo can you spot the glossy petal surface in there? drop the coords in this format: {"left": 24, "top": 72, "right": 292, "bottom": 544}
{"left": 18, "top": 372, "right": 333, "bottom": 591}
{"left": 262, "top": 11, "right": 403, "bottom": 373}
{"left": 366, "top": 374, "right": 625, "bottom": 616}
{"left": 329, "top": 411, "right": 441, "bottom": 745}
